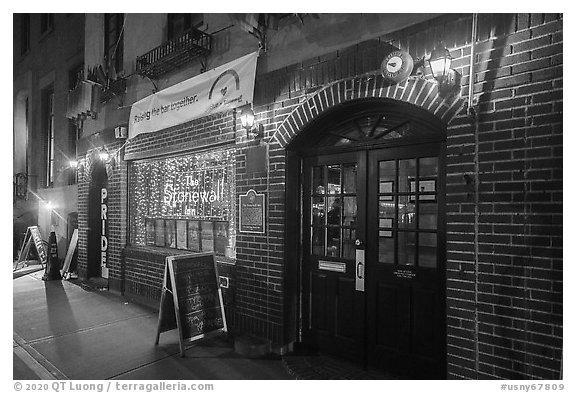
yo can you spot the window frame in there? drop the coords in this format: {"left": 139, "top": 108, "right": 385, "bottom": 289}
{"left": 128, "top": 148, "right": 236, "bottom": 259}
{"left": 167, "top": 13, "right": 203, "bottom": 41}
{"left": 104, "top": 13, "right": 124, "bottom": 74}
{"left": 20, "top": 13, "right": 30, "bottom": 56}
{"left": 43, "top": 87, "right": 55, "bottom": 188}
{"left": 40, "top": 13, "right": 54, "bottom": 37}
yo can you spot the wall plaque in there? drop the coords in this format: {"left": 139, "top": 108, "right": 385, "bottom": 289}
{"left": 239, "top": 189, "right": 265, "bottom": 234}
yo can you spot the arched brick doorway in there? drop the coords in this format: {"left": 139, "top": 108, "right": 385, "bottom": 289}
{"left": 285, "top": 94, "right": 458, "bottom": 379}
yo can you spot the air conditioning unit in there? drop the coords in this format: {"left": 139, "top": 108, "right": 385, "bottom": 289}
{"left": 115, "top": 126, "right": 127, "bottom": 139}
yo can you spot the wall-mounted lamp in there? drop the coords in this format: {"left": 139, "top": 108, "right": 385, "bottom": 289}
{"left": 69, "top": 160, "right": 79, "bottom": 169}
{"left": 99, "top": 150, "right": 110, "bottom": 162}
{"left": 239, "top": 104, "right": 264, "bottom": 140}
{"left": 240, "top": 105, "right": 255, "bottom": 130}
{"left": 428, "top": 44, "right": 453, "bottom": 84}
{"left": 428, "top": 43, "right": 461, "bottom": 97}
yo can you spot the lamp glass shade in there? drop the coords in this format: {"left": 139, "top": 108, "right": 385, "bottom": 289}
{"left": 69, "top": 160, "right": 79, "bottom": 168}
{"left": 99, "top": 151, "right": 109, "bottom": 161}
{"left": 428, "top": 46, "right": 452, "bottom": 81}
{"left": 240, "top": 107, "right": 255, "bottom": 129}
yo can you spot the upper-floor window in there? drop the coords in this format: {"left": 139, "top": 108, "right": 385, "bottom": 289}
{"left": 67, "top": 64, "right": 83, "bottom": 185}
{"left": 167, "top": 14, "right": 202, "bottom": 40}
{"left": 40, "top": 13, "right": 54, "bottom": 36}
{"left": 104, "top": 14, "right": 124, "bottom": 74}
{"left": 20, "top": 14, "right": 30, "bottom": 56}
{"left": 43, "top": 87, "right": 55, "bottom": 187}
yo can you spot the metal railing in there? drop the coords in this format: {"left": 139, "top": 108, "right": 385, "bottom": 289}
{"left": 136, "top": 28, "right": 212, "bottom": 79}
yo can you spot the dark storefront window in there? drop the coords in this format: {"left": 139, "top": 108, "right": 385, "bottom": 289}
{"left": 129, "top": 149, "right": 235, "bottom": 258}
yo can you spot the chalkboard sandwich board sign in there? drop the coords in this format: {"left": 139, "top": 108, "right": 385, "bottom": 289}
{"left": 155, "top": 252, "right": 227, "bottom": 357}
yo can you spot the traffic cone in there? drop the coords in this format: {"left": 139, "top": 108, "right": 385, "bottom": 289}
{"left": 42, "top": 231, "right": 62, "bottom": 281}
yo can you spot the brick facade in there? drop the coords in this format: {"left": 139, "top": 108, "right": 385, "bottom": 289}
{"left": 79, "top": 13, "right": 562, "bottom": 379}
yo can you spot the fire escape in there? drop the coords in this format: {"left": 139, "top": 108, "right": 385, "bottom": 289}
{"left": 136, "top": 27, "right": 212, "bottom": 79}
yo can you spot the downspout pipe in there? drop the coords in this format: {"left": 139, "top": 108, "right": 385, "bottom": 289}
{"left": 468, "top": 13, "right": 480, "bottom": 379}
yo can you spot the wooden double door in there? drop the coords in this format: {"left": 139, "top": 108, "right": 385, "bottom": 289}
{"left": 302, "top": 142, "right": 446, "bottom": 379}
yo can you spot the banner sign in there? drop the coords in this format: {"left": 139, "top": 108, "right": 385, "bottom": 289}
{"left": 129, "top": 51, "right": 259, "bottom": 140}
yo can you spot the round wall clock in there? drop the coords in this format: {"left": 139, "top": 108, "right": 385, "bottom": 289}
{"left": 381, "top": 50, "right": 414, "bottom": 84}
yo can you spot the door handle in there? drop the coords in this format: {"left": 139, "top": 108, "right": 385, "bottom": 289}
{"left": 355, "top": 249, "right": 365, "bottom": 292}
{"left": 356, "top": 261, "right": 364, "bottom": 279}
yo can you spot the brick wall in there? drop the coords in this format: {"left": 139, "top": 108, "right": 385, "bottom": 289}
{"left": 91, "top": 13, "right": 561, "bottom": 379}
{"left": 442, "top": 14, "right": 563, "bottom": 380}
{"left": 249, "top": 13, "right": 562, "bottom": 378}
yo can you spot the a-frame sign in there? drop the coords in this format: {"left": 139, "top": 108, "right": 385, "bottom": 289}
{"left": 15, "top": 226, "right": 48, "bottom": 269}
{"left": 155, "top": 252, "right": 227, "bottom": 357}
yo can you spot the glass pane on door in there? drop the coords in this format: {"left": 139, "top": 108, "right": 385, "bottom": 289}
{"left": 398, "top": 231, "right": 415, "bottom": 265}
{"left": 378, "top": 235, "right": 394, "bottom": 264}
{"left": 312, "top": 166, "right": 325, "bottom": 194}
{"left": 399, "top": 159, "right": 416, "bottom": 193}
{"left": 343, "top": 164, "right": 357, "bottom": 194}
{"left": 398, "top": 195, "right": 415, "bottom": 229}
{"left": 327, "top": 165, "right": 341, "bottom": 194}
{"left": 419, "top": 232, "right": 437, "bottom": 268}
{"left": 419, "top": 202, "right": 437, "bottom": 230}
{"left": 379, "top": 160, "right": 395, "bottom": 193}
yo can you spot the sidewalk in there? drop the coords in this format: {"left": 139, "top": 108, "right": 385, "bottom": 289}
{"left": 13, "top": 270, "right": 294, "bottom": 380}
{"left": 14, "top": 269, "right": 395, "bottom": 380}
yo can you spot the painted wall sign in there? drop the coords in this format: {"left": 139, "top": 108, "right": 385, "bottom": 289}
{"left": 129, "top": 51, "right": 259, "bottom": 139}
{"left": 155, "top": 253, "right": 227, "bottom": 357}
{"left": 239, "top": 189, "right": 265, "bottom": 234}
{"left": 381, "top": 50, "right": 414, "bottom": 84}
{"left": 101, "top": 187, "right": 109, "bottom": 278}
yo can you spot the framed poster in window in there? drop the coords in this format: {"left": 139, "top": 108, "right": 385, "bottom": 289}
{"left": 155, "top": 219, "right": 165, "bottom": 247}
{"left": 165, "top": 220, "right": 176, "bottom": 248}
{"left": 187, "top": 221, "right": 200, "bottom": 252}
{"left": 409, "top": 177, "right": 436, "bottom": 203}
{"left": 379, "top": 181, "right": 394, "bottom": 200}
{"left": 176, "top": 220, "right": 187, "bottom": 250}
{"left": 201, "top": 221, "right": 214, "bottom": 252}
{"left": 379, "top": 218, "right": 393, "bottom": 238}
{"left": 146, "top": 218, "right": 155, "bottom": 245}
{"left": 213, "top": 221, "right": 229, "bottom": 255}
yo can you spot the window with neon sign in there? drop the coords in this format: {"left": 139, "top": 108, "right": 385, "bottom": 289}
{"left": 129, "top": 149, "right": 235, "bottom": 258}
